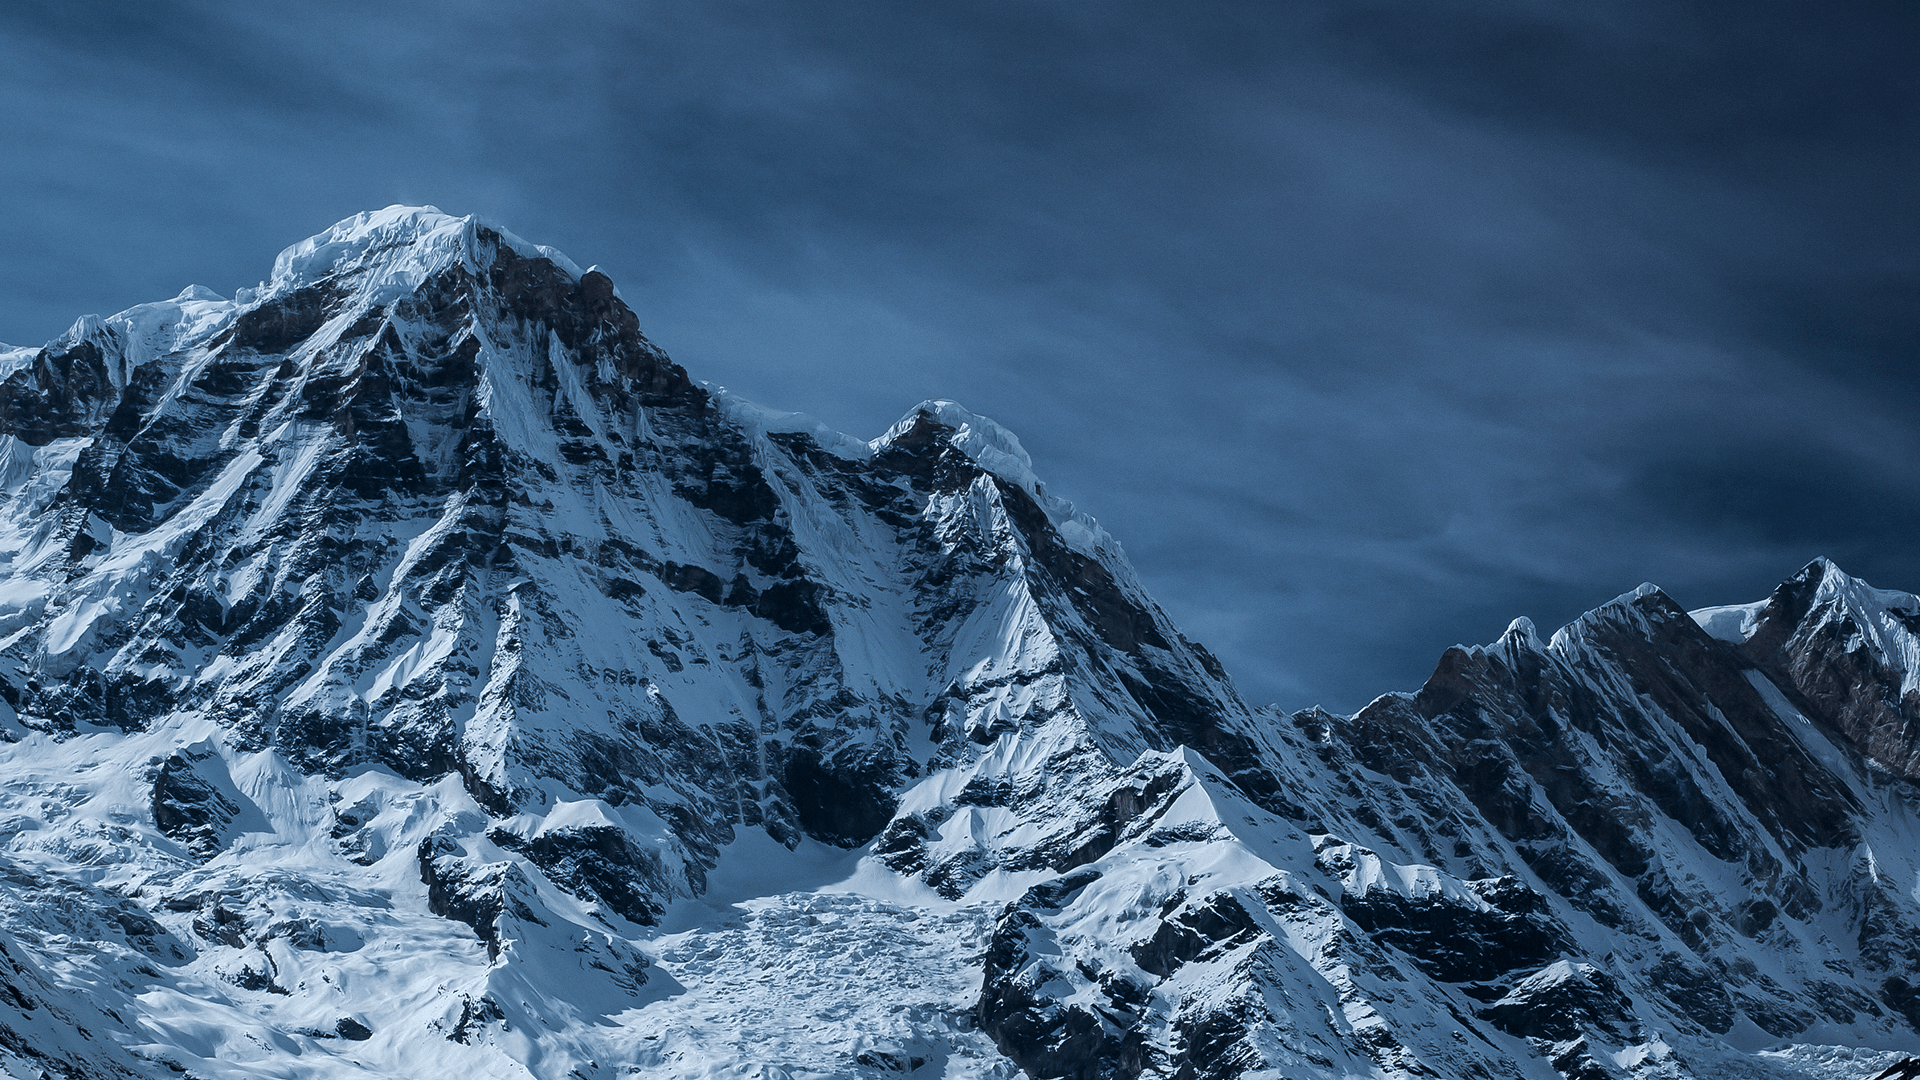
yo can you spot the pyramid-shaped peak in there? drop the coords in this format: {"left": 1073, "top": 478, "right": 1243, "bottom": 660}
{"left": 1759, "top": 556, "right": 1918, "bottom": 617}
{"left": 1799, "top": 558, "right": 1920, "bottom": 625}
{"left": 1499, "top": 616, "right": 1544, "bottom": 650}
{"left": 263, "top": 204, "right": 589, "bottom": 305}
{"left": 1786, "top": 555, "right": 1847, "bottom": 590}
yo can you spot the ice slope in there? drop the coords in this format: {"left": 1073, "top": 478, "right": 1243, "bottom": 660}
{"left": 0, "top": 207, "right": 1910, "bottom": 1080}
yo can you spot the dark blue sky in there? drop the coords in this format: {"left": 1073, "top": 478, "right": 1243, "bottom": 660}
{"left": 3, "top": 1, "right": 1916, "bottom": 712}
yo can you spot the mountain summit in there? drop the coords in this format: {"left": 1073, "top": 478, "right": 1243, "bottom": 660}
{"left": 0, "top": 207, "right": 1913, "bottom": 1080}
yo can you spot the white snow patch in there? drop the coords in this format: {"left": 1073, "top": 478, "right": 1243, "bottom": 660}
{"left": 264, "top": 204, "right": 585, "bottom": 309}
{"left": 1692, "top": 601, "right": 1766, "bottom": 644}
{"left": 711, "top": 387, "right": 875, "bottom": 462}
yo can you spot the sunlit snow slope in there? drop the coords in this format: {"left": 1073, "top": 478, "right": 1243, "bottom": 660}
{"left": 0, "top": 207, "right": 1912, "bottom": 1080}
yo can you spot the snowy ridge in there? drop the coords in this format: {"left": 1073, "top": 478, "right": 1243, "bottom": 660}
{"left": 0, "top": 346, "right": 35, "bottom": 383}
{"left": 264, "top": 204, "right": 585, "bottom": 302}
{"left": 710, "top": 386, "right": 876, "bottom": 462}
{"left": 0, "top": 208, "right": 1911, "bottom": 1080}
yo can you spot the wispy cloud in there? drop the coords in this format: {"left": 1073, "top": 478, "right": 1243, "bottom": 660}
{"left": 2, "top": 0, "right": 1913, "bottom": 710}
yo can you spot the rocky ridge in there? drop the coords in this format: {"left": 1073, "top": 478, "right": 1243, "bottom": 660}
{"left": 0, "top": 206, "right": 1910, "bottom": 1080}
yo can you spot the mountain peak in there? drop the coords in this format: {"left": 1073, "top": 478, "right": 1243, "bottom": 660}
{"left": 1544, "top": 579, "right": 1685, "bottom": 653}
{"left": 873, "top": 399, "right": 1116, "bottom": 557}
{"left": 1498, "top": 615, "right": 1544, "bottom": 650}
{"left": 1745, "top": 556, "right": 1920, "bottom": 645}
{"left": 257, "top": 204, "right": 587, "bottom": 309}
{"left": 1801, "top": 554, "right": 1907, "bottom": 609}
{"left": 873, "top": 399, "right": 1037, "bottom": 483}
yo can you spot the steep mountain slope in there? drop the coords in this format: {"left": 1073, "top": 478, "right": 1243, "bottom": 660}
{"left": 990, "top": 568, "right": 1920, "bottom": 1080}
{"left": 0, "top": 206, "right": 1910, "bottom": 1080}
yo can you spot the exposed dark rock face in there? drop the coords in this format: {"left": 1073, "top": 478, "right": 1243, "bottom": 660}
{"left": 1480, "top": 962, "right": 1638, "bottom": 1041}
{"left": 486, "top": 820, "right": 675, "bottom": 927}
{"left": 1340, "top": 872, "right": 1566, "bottom": 984}
{"left": 0, "top": 324, "right": 124, "bottom": 445}
{"left": 1740, "top": 558, "right": 1920, "bottom": 779}
{"left": 979, "top": 869, "right": 1151, "bottom": 1080}
{"left": 417, "top": 831, "right": 539, "bottom": 959}
{"left": 781, "top": 744, "right": 899, "bottom": 847}
{"left": 149, "top": 744, "right": 247, "bottom": 861}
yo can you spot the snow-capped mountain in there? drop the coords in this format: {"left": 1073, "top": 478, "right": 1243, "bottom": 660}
{"left": 0, "top": 205, "right": 1912, "bottom": 1080}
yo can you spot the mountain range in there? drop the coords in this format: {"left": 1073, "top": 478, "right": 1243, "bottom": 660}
{"left": 0, "top": 205, "right": 1913, "bottom": 1080}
